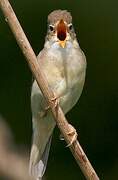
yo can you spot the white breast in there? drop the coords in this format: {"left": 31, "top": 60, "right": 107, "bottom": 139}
{"left": 42, "top": 40, "right": 86, "bottom": 114}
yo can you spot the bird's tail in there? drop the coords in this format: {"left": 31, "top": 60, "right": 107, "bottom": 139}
{"left": 29, "top": 135, "right": 52, "bottom": 180}
{"left": 29, "top": 115, "right": 55, "bottom": 180}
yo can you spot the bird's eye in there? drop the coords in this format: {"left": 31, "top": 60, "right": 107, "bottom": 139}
{"left": 49, "top": 25, "right": 54, "bottom": 31}
{"left": 68, "top": 24, "right": 73, "bottom": 30}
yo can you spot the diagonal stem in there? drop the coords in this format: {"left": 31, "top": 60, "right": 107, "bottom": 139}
{"left": 0, "top": 0, "right": 100, "bottom": 179}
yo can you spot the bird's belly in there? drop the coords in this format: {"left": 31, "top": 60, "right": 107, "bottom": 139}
{"left": 60, "top": 87, "right": 79, "bottom": 114}
{"left": 59, "top": 72, "right": 85, "bottom": 114}
{"left": 43, "top": 62, "right": 86, "bottom": 114}
{"left": 40, "top": 47, "right": 86, "bottom": 114}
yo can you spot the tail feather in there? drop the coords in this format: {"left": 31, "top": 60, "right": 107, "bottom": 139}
{"left": 29, "top": 136, "right": 52, "bottom": 179}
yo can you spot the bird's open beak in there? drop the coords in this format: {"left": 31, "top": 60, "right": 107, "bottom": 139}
{"left": 59, "top": 40, "right": 66, "bottom": 48}
{"left": 57, "top": 19, "right": 67, "bottom": 48}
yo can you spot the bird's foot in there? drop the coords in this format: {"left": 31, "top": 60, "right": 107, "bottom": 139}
{"left": 40, "top": 93, "right": 60, "bottom": 118}
{"left": 66, "top": 124, "right": 78, "bottom": 147}
{"left": 51, "top": 93, "right": 60, "bottom": 109}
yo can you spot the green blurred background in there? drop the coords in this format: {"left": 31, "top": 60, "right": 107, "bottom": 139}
{"left": 0, "top": 0, "right": 118, "bottom": 179}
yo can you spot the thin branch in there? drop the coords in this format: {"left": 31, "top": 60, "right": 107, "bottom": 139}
{"left": 0, "top": 0, "right": 99, "bottom": 179}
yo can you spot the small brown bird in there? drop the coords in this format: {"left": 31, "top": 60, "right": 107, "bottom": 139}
{"left": 29, "top": 10, "right": 86, "bottom": 180}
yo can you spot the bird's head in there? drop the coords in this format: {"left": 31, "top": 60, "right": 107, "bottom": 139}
{"left": 46, "top": 10, "right": 76, "bottom": 48}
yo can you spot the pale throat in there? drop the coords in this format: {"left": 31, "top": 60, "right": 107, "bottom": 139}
{"left": 45, "top": 38, "right": 74, "bottom": 51}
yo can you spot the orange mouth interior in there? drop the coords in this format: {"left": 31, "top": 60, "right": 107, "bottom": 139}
{"left": 57, "top": 19, "right": 66, "bottom": 41}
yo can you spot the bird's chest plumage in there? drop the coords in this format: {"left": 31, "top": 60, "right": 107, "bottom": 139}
{"left": 43, "top": 46, "right": 82, "bottom": 87}
{"left": 40, "top": 45, "right": 86, "bottom": 113}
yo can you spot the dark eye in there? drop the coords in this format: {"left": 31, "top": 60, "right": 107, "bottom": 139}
{"left": 69, "top": 24, "right": 73, "bottom": 30}
{"left": 49, "top": 25, "right": 54, "bottom": 31}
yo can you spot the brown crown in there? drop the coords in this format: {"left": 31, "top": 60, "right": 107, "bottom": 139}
{"left": 48, "top": 10, "right": 72, "bottom": 24}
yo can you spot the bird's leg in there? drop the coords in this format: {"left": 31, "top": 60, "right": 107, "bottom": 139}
{"left": 51, "top": 90, "right": 68, "bottom": 108}
{"left": 38, "top": 92, "right": 60, "bottom": 118}
{"left": 51, "top": 92, "right": 60, "bottom": 108}
{"left": 38, "top": 93, "right": 60, "bottom": 119}
{"left": 51, "top": 92, "right": 77, "bottom": 146}
{"left": 59, "top": 124, "right": 78, "bottom": 146}
{"left": 66, "top": 124, "right": 78, "bottom": 147}
{"left": 49, "top": 92, "right": 77, "bottom": 146}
